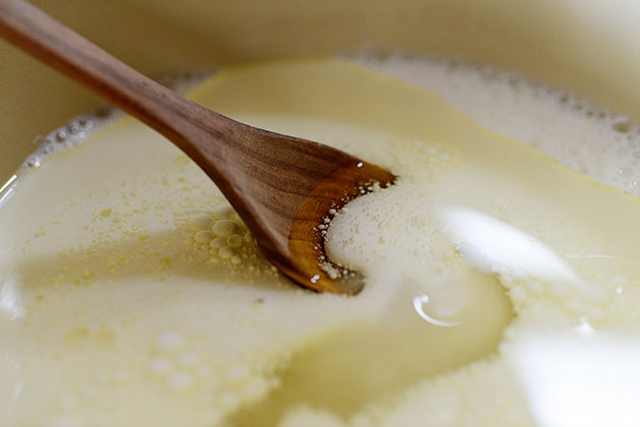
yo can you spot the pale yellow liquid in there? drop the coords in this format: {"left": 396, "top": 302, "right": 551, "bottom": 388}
{"left": 1, "top": 60, "right": 639, "bottom": 427}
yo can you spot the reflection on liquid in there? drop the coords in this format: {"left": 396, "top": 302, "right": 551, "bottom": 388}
{"left": 0, "top": 277, "right": 24, "bottom": 320}
{"left": 438, "top": 207, "right": 584, "bottom": 289}
{"left": 412, "top": 294, "right": 459, "bottom": 327}
{"left": 575, "top": 317, "right": 595, "bottom": 336}
{"left": 0, "top": 175, "right": 17, "bottom": 207}
{"left": 436, "top": 207, "right": 640, "bottom": 426}
{"left": 511, "top": 334, "right": 640, "bottom": 427}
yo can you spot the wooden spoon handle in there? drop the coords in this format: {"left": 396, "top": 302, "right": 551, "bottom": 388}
{"left": 0, "top": 0, "right": 231, "bottom": 152}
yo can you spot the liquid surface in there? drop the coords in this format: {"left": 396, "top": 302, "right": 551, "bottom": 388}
{"left": 1, "top": 59, "right": 640, "bottom": 427}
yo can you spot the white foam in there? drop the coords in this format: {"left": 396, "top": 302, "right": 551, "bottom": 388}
{"left": 359, "top": 55, "right": 640, "bottom": 195}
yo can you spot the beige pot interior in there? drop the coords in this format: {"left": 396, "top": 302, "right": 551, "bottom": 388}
{"left": 2, "top": 0, "right": 639, "bottom": 182}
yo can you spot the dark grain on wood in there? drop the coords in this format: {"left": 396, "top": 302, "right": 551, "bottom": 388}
{"left": 0, "top": 0, "right": 395, "bottom": 294}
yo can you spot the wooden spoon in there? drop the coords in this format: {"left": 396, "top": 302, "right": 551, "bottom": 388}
{"left": 0, "top": 0, "right": 394, "bottom": 294}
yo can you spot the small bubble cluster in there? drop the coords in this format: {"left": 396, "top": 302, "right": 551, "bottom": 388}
{"left": 19, "top": 72, "right": 210, "bottom": 173}
{"left": 310, "top": 180, "right": 391, "bottom": 282}
{"left": 23, "top": 111, "right": 114, "bottom": 171}
{"left": 314, "top": 180, "right": 388, "bottom": 241}
{"left": 147, "top": 331, "right": 277, "bottom": 405}
{"left": 190, "top": 209, "right": 279, "bottom": 279}
{"left": 147, "top": 332, "right": 206, "bottom": 392}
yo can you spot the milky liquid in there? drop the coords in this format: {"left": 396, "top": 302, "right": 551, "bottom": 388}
{"left": 1, "top": 58, "right": 640, "bottom": 427}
